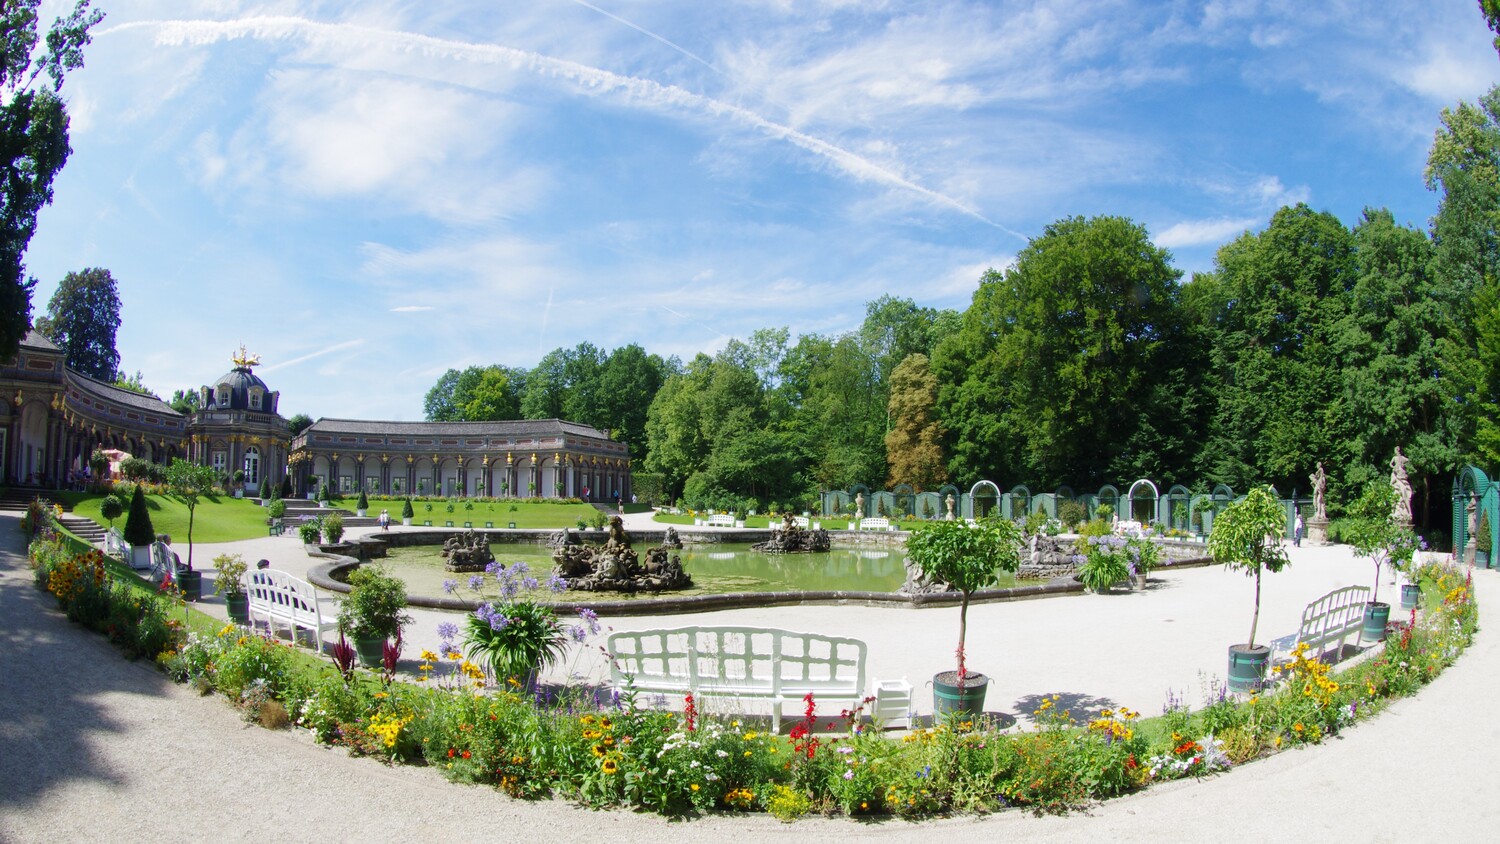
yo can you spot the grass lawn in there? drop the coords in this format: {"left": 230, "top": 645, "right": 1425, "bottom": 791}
{"left": 59, "top": 492, "right": 609, "bottom": 538}
{"left": 61, "top": 492, "right": 275, "bottom": 543}
{"left": 649, "top": 511, "right": 927, "bottom": 530}
{"left": 366, "top": 497, "right": 604, "bottom": 528}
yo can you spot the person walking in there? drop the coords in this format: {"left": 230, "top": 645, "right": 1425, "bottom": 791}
{"left": 1294, "top": 512, "right": 1304, "bottom": 547}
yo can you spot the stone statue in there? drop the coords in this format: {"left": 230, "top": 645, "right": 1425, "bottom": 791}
{"left": 1390, "top": 447, "right": 1412, "bottom": 524}
{"left": 550, "top": 519, "right": 692, "bottom": 593}
{"left": 1310, "top": 462, "right": 1327, "bottom": 521}
{"left": 441, "top": 529, "right": 494, "bottom": 572}
{"left": 945, "top": 494, "right": 956, "bottom": 521}
{"left": 752, "top": 514, "right": 831, "bottom": 554}
{"left": 854, "top": 492, "right": 865, "bottom": 521}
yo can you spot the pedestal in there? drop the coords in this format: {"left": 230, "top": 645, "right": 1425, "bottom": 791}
{"left": 1307, "top": 517, "right": 1330, "bottom": 545}
{"left": 871, "top": 677, "right": 913, "bottom": 730}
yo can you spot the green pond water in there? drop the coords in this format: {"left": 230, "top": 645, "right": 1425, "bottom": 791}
{"left": 375, "top": 542, "right": 1019, "bottom": 599}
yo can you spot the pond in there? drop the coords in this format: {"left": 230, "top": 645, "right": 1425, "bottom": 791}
{"left": 375, "top": 542, "right": 1024, "bottom": 600}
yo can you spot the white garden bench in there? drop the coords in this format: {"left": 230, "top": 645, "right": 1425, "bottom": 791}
{"left": 102, "top": 527, "right": 132, "bottom": 566}
{"left": 704, "top": 514, "right": 736, "bottom": 528}
{"left": 245, "top": 568, "right": 340, "bottom": 654}
{"left": 858, "top": 517, "right": 894, "bottom": 531}
{"left": 607, "top": 626, "right": 868, "bottom": 733}
{"left": 1270, "top": 585, "right": 1372, "bottom": 664}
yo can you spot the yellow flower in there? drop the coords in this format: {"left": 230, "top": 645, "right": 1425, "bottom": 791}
{"left": 420, "top": 649, "right": 440, "bottom": 662}
{"left": 691, "top": 783, "right": 700, "bottom": 792}
{"left": 601, "top": 758, "right": 618, "bottom": 774}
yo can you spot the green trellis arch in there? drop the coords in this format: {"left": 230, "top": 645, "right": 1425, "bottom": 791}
{"left": 1454, "top": 465, "right": 1498, "bottom": 562}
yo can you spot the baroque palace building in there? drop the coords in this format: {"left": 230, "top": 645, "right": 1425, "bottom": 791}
{"left": 1, "top": 332, "right": 631, "bottom": 501}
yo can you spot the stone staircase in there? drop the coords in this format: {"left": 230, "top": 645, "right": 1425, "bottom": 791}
{"left": 0, "top": 487, "right": 108, "bottom": 543}
{"left": 269, "top": 498, "right": 376, "bottom": 528}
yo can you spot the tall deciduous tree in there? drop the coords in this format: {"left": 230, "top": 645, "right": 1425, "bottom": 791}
{"left": 1197, "top": 205, "right": 1357, "bottom": 496}
{"left": 885, "top": 353, "right": 947, "bottom": 490}
{"left": 0, "top": 1, "right": 102, "bottom": 359}
{"left": 933, "top": 215, "right": 1191, "bottom": 489}
{"left": 34, "top": 267, "right": 120, "bottom": 380}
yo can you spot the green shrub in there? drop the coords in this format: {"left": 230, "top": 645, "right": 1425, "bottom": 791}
{"left": 323, "top": 513, "right": 345, "bottom": 544}
{"left": 123, "top": 484, "right": 156, "bottom": 546}
{"left": 357, "top": 490, "right": 368, "bottom": 511}
{"left": 401, "top": 498, "right": 415, "bottom": 519}
{"left": 1056, "top": 500, "right": 1087, "bottom": 530}
{"left": 268, "top": 499, "right": 286, "bottom": 519}
{"left": 298, "top": 518, "right": 322, "bottom": 544}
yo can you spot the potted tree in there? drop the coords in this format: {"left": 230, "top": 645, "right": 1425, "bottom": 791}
{"left": 317, "top": 481, "right": 332, "bottom": 508}
{"left": 338, "top": 565, "right": 411, "bottom": 668}
{"left": 904, "top": 517, "right": 1024, "bottom": 716}
{"left": 232, "top": 468, "right": 246, "bottom": 498}
{"left": 1207, "top": 485, "right": 1290, "bottom": 693}
{"left": 401, "top": 498, "right": 415, "bottom": 526}
{"left": 322, "top": 512, "right": 345, "bottom": 544}
{"left": 1345, "top": 482, "right": 1417, "bottom": 643}
{"left": 123, "top": 484, "right": 156, "bottom": 570}
{"left": 213, "top": 553, "right": 251, "bottom": 624}
{"left": 356, "top": 490, "right": 369, "bottom": 517}
{"left": 165, "top": 459, "right": 219, "bottom": 602}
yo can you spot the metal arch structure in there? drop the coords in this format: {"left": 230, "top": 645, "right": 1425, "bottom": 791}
{"left": 967, "top": 480, "right": 1002, "bottom": 520}
{"left": 1125, "top": 478, "right": 1160, "bottom": 524}
{"left": 1454, "top": 465, "right": 1498, "bottom": 562}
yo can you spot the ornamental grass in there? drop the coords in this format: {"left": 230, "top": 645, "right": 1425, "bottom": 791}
{"left": 23, "top": 518, "right": 1481, "bottom": 820}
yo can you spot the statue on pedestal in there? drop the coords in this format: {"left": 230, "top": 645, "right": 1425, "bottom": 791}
{"left": 1390, "top": 447, "right": 1412, "bottom": 524}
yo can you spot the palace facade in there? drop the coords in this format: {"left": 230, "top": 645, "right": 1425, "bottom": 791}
{"left": 1, "top": 332, "right": 631, "bottom": 501}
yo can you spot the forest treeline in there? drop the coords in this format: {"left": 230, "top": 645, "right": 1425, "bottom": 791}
{"left": 423, "top": 84, "right": 1500, "bottom": 538}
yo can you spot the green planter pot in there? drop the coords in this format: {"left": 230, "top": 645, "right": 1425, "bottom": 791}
{"left": 932, "top": 671, "right": 988, "bottom": 718}
{"left": 354, "top": 636, "right": 387, "bottom": 668}
{"left": 1399, "top": 583, "right": 1421, "bottom": 611}
{"left": 1476, "top": 550, "right": 1490, "bottom": 569}
{"left": 1362, "top": 601, "right": 1390, "bottom": 643}
{"left": 177, "top": 569, "right": 203, "bottom": 602}
{"left": 225, "top": 593, "right": 250, "bottom": 625}
{"left": 1227, "top": 644, "right": 1269, "bottom": 693}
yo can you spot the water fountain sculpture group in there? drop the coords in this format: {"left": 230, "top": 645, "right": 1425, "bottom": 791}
{"left": 441, "top": 529, "right": 495, "bottom": 572}
{"left": 551, "top": 516, "right": 693, "bottom": 593}
{"left": 751, "top": 513, "right": 832, "bottom": 554}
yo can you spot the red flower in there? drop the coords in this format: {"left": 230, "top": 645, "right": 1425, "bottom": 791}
{"left": 461, "top": 750, "right": 471, "bottom": 759}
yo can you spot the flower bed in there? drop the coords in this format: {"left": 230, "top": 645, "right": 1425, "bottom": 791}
{"left": 21, "top": 495, "right": 1480, "bottom": 820}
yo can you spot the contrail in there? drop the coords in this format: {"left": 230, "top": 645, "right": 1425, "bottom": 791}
{"left": 260, "top": 339, "right": 365, "bottom": 373}
{"left": 106, "top": 16, "right": 1018, "bottom": 235}
{"left": 565, "top": 0, "right": 719, "bottom": 73}
{"left": 537, "top": 286, "right": 554, "bottom": 355}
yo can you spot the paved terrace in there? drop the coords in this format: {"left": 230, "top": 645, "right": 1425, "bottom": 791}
{"left": 2, "top": 507, "right": 1496, "bottom": 841}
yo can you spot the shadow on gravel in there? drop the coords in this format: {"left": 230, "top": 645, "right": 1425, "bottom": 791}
{"left": 1011, "top": 691, "right": 1122, "bottom": 724}
{"left": 0, "top": 518, "right": 179, "bottom": 812}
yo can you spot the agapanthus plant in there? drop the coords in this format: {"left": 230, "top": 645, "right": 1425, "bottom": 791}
{"left": 452, "top": 561, "right": 595, "bottom": 689}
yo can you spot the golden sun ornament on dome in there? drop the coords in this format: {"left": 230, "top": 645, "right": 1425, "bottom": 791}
{"left": 231, "top": 344, "right": 262, "bottom": 369}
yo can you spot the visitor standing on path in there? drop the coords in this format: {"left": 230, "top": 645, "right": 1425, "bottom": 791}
{"left": 1294, "top": 512, "right": 1304, "bottom": 547}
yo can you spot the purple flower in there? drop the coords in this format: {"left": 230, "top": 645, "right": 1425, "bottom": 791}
{"left": 548, "top": 573, "right": 568, "bottom": 594}
{"left": 442, "top": 579, "right": 458, "bottom": 595}
{"left": 468, "top": 574, "right": 485, "bottom": 592}
{"left": 577, "top": 607, "right": 600, "bottom": 635}
{"left": 568, "top": 625, "right": 587, "bottom": 643}
{"left": 521, "top": 576, "right": 539, "bottom": 592}
{"left": 436, "top": 621, "right": 459, "bottom": 643}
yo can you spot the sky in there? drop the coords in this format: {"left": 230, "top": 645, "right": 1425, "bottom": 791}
{"left": 21, "top": 0, "right": 1500, "bottom": 422}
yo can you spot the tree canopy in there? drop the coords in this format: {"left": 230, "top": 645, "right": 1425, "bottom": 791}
{"left": 35, "top": 267, "right": 121, "bottom": 379}
{"left": 0, "top": 1, "right": 102, "bottom": 359}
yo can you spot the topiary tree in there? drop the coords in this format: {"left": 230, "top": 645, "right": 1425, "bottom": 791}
{"left": 99, "top": 494, "right": 123, "bottom": 528}
{"left": 401, "top": 498, "right": 415, "bottom": 520}
{"left": 123, "top": 484, "right": 155, "bottom": 547}
{"left": 357, "top": 490, "right": 368, "bottom": 512}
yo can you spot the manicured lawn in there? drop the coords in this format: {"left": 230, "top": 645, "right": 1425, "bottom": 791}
{"left": 365, "top": 497, "right": 603, "bottom": 528}
{"left": 650, "top": 511, "right": 927, "bottom": 530}
{"left": 59, "top": 492, "right": 610, "bottom": 538}
{"left": 61, "top": 492, "right": 275, "bottom": 543}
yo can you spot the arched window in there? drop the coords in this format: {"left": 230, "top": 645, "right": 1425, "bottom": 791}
{"left": 215, "top": 385, "right": 231, "bottom": 407}
{"left": 243, "top": 446, "right": 260, "bottom": 486}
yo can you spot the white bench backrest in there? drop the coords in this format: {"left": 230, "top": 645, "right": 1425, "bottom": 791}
{"left": 706, "top": 514, "right": 736, "bottom": 527}
{"left": 609, "top": 626, "right": 866, "bottom": 698}
{"left": 247, "top": 568, "right": 327, "bottom": 624}
{"left": 1297, "top": 585, "right": 1371, "bottom": 651}
{"left": 150, "top": 541, "right": 177, "bottom": 582}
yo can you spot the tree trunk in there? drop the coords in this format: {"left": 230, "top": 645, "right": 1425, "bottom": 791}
{"left": 956, "top": 592, "right": 970, "bottom": 691}
{"left": 1248, "top": 566, "right": 1261, "bottom": 649}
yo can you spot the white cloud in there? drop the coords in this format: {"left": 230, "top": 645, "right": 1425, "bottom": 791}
{"left": 1154, "top": 217, "right": 1260, "bottom": 249}
{"left": 123, "top": 15, "right": 1002, "bottom": 227}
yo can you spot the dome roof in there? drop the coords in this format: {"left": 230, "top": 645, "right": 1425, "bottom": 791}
{"left": 206, "top": 365, "right": 276, "bottom": 413}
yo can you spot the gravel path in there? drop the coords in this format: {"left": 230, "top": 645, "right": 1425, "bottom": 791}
{"left": 2, "top": 510, "right": 1495, "bottom": 842}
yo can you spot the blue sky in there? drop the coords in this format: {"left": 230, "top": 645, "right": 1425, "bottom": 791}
{"left": 22, "top": 0, "right": 1500, "bottom": 422}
